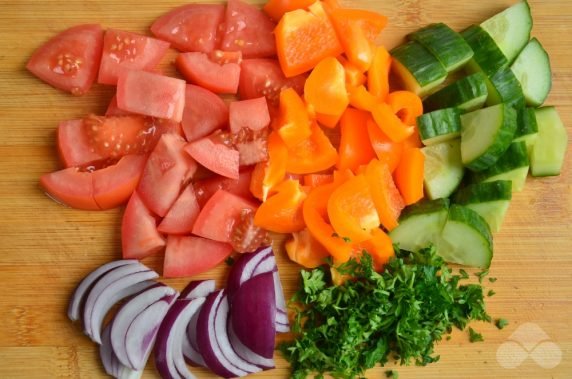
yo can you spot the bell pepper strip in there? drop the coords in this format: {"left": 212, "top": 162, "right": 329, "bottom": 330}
{"left": 329, "top": 8, "right": 388, "bottom": 42}
{"left": 250, "top": 161, "right": 265, "bottom": 200}
{"left": 303, "top": 173, "right": 333, "bottom": 188}
{"left": 286, "top": 122, "right": 338, "bottom": 174}
{"left": 403, "top": 129, "right": 423, "bottom": 148}
{"left": 337, "top": 108, "right": 376, "bottom": 173}
{"left": 339, "top": 56, "right": 367, "bottom": 88}
{"left": 275, "top": 3, "right": 343, "bottom": 77}
{"left": 253, "top": 131, "right": 288, "bottom": 200}
{"left": 330, "top": 14, "right": 373, "bottom": 72}
{"left": 367, "top": 45, "right": 391, "bottom": 100}
{"left": 393, "top": 147, "right": 425, "bottom": 205}
{"left": 285, "top": 228, "right": 331, "bottom": 268}
{"left": 386, "top": 90, "right": 423, "bottom": 126}
{"left": 366, "top": 118, "right": 403, "bottom": 172}
{"left": 316, "top": 112, "right": 342, "bottom": 128}
{"left": 371, "top": 102, "right": 414, "bottom": 142}
{"left": 304, "top": 57, "right": 348, "bottom": 118}
{"left": 327, "top": 174, "right": 380, "bottom": 243}
{"left": 348, "top": 85, "right": 378, "bottom": 111}
{"left": 254, "top": 179, "right": 307, "bottom": 233}
{"left": 364, "top": 159, "right": 405, "bottom": 231}
{"left": 277, "top": 87, "right": 312, "bottom": 147}
{"left": 358, "top": 228, "right": 395, "bottom": 270}
{"left": 263, "top": 0, "right": 315, "bottom": 21}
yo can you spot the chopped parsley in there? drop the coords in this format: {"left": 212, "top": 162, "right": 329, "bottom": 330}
{"left": 280, "top": 246, "right": 491, "bottom": 379}
{"left": 475, "top": 269, "right": 489, "bottom": 283}
{"left": 385, "top": 369, "right": 399, "bottom": 378}
{"left": 468, "top": 327, "right": 484, "bottom": 342}
{"left": 495, "top": 318, "right": 509, "bottom": 330}
{"left": 487, "top": 289, "right": 496, "bottom": 297}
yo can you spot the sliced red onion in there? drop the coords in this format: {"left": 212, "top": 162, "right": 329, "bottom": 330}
{"left": 155, "top": 298, "right": 206, "bottom": 379}
{"left": 83, "top": 263, "right": 158, "bottom": 343}
{"left": 180, "top": 279, "right": 216, "bottom": 300}
{"left": 116, "top": 365, "right": 143, "bottom": 379}
{"left": 226, "top": 247, "right": 272, "bottom": 301}
{"left": 68, "top": 260, "right": 137, "bottom": 322}
{"left": 273, "top": 271, "right": 290, "bottom": 332}
{"left": 100, "top": 322, "right": 120, "bottom": 377}
{"left": 228, "top": 322, "right": 274, "bottom": 369}
{"left": 231, "top": 272, "right": 276, "bottom": 359}
{"left": 251, "top": 254, "right": 277, "bottom": 277}
{"left": 125, "top": 293, "right": 177, "bottom": 370}
{"left": 111, "top": 284, "right": 176, "bottom": 369}
{"left": 197, "top": 290, "right": 260, "bottom": 377}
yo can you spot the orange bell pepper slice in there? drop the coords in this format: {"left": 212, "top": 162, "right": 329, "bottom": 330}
{"left": 303, "top": 173, "right": 333, "bottom": 188}
{"left": 286, "top": 122, "right": 338, "bottom": 174}
{"left": 330, "top": 8, "right": 388, "bottom": 42}
{"left": 358, "top": 228, "right": 395, "bottom": 270}
{"left": 275, "top": 2, "right": 343, "bottom": 77}
{"left": 371, "top": 102, "right": 414, "bottom": 143}
{"left": 285, "top": 228, "right": 330, "bottom": 268}
{"left": 263, "top": 0, "right": 315, "bottom": 21}
{"left": 277, "top": 88, "right": 312, "bottom": 148}
{"left": 338, "top": 56, "right": 367, "bottom": 88}
{"left": 393, "top": 147, "right": 425, "bottom": 205}
{"left": 304, "top": 56, "right": 348, "bottom": 118}
{"left": 364, "top": 159, "right": 405, "bottom": 231}
{"left": 252, "top": 131, "right": 288, "bottom": 201}
{"left": 367, "top": 46, "right": 391, "bottom": 100}
{"left": 337, "top": 108, "right": 376, "bottom": 173}
{"left": 386, "top": 90, "right": 423, "bottom": 126}
{"left": 316, "top": 112, "right": 342, "bottom": 128}
{"left": 366, "top": 119, "right": 403, "bottom": 173}
{"left": 254, "top": 179, "right": 307, "bottom": 233}
{"left": 348, "top": 85, "right": 379, "bottom": 111}
{"left": 327, "top": 174, "right": 380, "bottom": 243}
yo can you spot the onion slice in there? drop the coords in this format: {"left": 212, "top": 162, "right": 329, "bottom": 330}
{"left": 180, "top": 279, "right": 216, "bottom": 300}
{"left": 100, "top": 322, "right": 120, "bottom": 377}
{"left": 251, "top": 254, "right": 277, "bottom": 277}
{"left": 228, "top": 322, "right": 275, "bottom": 369}
{"left": 226, "top": 247, "right": 272, "bottom": 301}
{"left": 182, "top": 281, "right": 216, "bottom": 368}
{"left": 273, "top": 271, "right": 290, "bottom": 332}
{"left": 111, "top": 283, "right": 176, "bottom": 369}
{"left": 68, "top": 260, "right": 137, "bottom": 322}
{"left": 155, "top": 298, "right": 206, "bottom": 379}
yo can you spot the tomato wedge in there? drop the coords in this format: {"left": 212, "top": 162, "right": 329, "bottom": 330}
{"left": 57, "top": 119, "right": 103, "bottom": 167}
{"left": 194, "top": 168, "right": 253, "bottom": 208}
{"left": 229, "top": 97, "right": 271, "bottom": 134}
{"left": 176, "top": 52, "right": 241, "bottom": 94}
{"left": 163, "top": 235, "right": 233, "bottom": 278}
{"left": 122, "top": 191, "right": 165, "bottom": 260}
{"left": 27, "top": 24, "right": 103, "bottom": 95}
{"left": 157, "top": 184, "right": 201, "bottom": 235}
{"left": 184, "top": 134, "right": 240, "bottom": 179}
{"left": 181, "top": 84, "right": 229, "bottom": 142}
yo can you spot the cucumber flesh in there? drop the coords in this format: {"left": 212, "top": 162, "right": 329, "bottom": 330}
{"left": 389, "top": 199, "right": 449, "bottom": 252}
{"left": 439, "top": 204, "right": 493, "bottom": 268}
{"left": 462, "top": 25, "right": 508, "bottom": 77}
{"left": 511, "top": 38, "right": 552, "bottom": 107}
{"left": 423, "top": 72, "right": 488, "bottom": 113}
{"left": 485, "top": 67, "right": 525, "bottom": 109}
{"left": 460, "top": 103, "right": 517, "bottom": 172}
{"left": 531, "top": 107, "right": 569, "bottom": 177}
{"left": 409, "top": 23, "right": 474, "bottom": 72}
{"left": 418, "top": 107, "right": 462, "bottom": 146}
{"left": 422, "top": 139, "right": 464, "bottom": 200}
{"left": 513, "top": 107, "right": 538, "bottom": 154}
{"left": 471, "top": 141, "right": 530, "bottom": 192}
{"left": 465, "top": 201, "right": 511, "bottom": 233}
{"left": 481, "top": 1, "right": 533, "bottom": 63}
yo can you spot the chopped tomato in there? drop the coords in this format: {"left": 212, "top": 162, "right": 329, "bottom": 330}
{"left": 229, "top": 208, "right": 270, "bottom": 253}
{"left": 220, "top": 0, "right": 277, "bottom": 58}
{"left": 184, "top": 133, "right": 239, "bottom": 179}
{"left": 137, "top": 134, "right": 197, "bottom": 217}
{"left": 57, "top": 119, "right": 103, "bottom": 167}
{"left": 263, "top": 0, "right": 315, "bottom": 21}
{"left": 239, "top": 59, "right": 306, "bottom": 107}
{"left": 83, "top": 114, "right": 148, "bottom": 158}
{"left": 27, "top": 24, "right": 103, "bottom": 95}
{"left": 40, "top": 167, "right": 97, "bottom": 210}
{"left": 181, "top": 84, "right": 229, "bottom": 142}
{"left": 157, "top": 184, "right": 201, "bottom": 235}
{"left": 194, "top": 168, "right": 253, "bottom": 208}
{"left": 163, "top": 235, "right": 233, "bottom": 278}
{"left": 98, "top": 29, "right": 170, "bottom": 85}
{"left": 229, "top": 97, "right": 271, "bottom": 134}
{"left": 192, "top": 189, "right": 257, "bottom": 243}
{"left": 105, "top": 95, "right": 132, "bottom": 117}
{"left": 150, "top": 4, "right": 225, "bottom": 53}
{"left": 122, "top": 191, "right": 165, "bottom": 260}
{"left": 176, "top": 52, "right": 241, "bottom": 94}
{"left": 232, "top": 128, "right": 269, "bottom": 166}
{"left": 117, "top": 70, "right": 186, "bottom": 122}
{"left": 210, "top": 50, "right": 243, "bottom": 65}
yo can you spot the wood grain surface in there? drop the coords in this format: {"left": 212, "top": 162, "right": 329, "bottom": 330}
{"left": 0, "top": 0, "right": 570, "bottom": 378}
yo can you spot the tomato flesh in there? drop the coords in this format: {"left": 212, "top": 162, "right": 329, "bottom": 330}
{"left": 193, "top": 168, "right": 254, "bottom": 207}
{"left": 27, "top": 24, "right": 103, "bottom": 95}
{"left": 176, "top": 52, "right": 241, "bottom": 94}
{"left": 105, "top": 95, "right": 132, "bottom": 117}
{"left": 229, "top": 97, "right": 270, "bottom": 134}
{"left": 40, "top": 167, "right": 98, "bottom": 210}
{"left": 122, "top": 191, "right": 165, "bottom": 259}
{"left": 184, "top": 134, "right": 240, "bottom": 179}
{"left": 57, "top": 119, "right": 104, "bottom": 167}
{"left": 181, "top": 84, "right": 228, "bottom": 142}
{"left": 163, "top": 235, "right": 233, "bottom": 278}
{"left": 157, "top": 184, "right": 201, "bottom": 235}
{"left": 98, "top": 29, "right": 170, "bottom": 85}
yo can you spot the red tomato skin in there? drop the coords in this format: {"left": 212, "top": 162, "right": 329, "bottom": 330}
{"left": 163, "top": 235, "right": 233, "bottom": 278}
{"left": 184, "top": 136, "right": 240, "bottom": 180}
{"left": 194, "top": 168, "right": 254, "bottom": 208}
{"left": 229, "top": 97, "right": 271, "bottom": 134}
{"left": 92, "top": 154, "right": 147, "bottom": 210}
{"left": 57, "top": 119, "right": 103, "bottom": 167}
{"left": 137, "top": 134, "right": 198, "bottom": 217}
{"left": 221, "top": 0, "right": 277, "bottom": 58}
{"left": 40, "top": 167, "right": 99, "bottom": 210}
{"left": 26, "top": 24, "right": 103, "bottom": 95}
{"left": 122, "top": 191, "right": 166, "bottom": 260}
{"left": 157, "top": 184, "right": 201, "bottom": 235}
{"left": 98, "top": 29, "right": 170, "bottom": 85}
{"left": 192, "top": 189, "right": 257, "bottom": 243}
{"left": 106, "top": 95, "right": 132, "bottom": 117}
{"left": 176, "top": 52, "right": 241, "bottom": 94}
{"left": 116, "top": 70, "right": 186, "bottom": 122}
{"left": 181, "top": 84, "right": 229, "bottom": 142}
{"left": 150, "top": 4, "right": 225, "bottom": 53}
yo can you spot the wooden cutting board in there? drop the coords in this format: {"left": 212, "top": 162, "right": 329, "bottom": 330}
{"left": 0, "top": 0, "right": 570, "bottom": 378}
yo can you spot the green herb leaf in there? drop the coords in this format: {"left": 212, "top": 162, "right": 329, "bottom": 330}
{"left": 475, "top": 269, "right": 489, "bottom": 283}
{"left": 487, "top": 289, "right": 496, "bottom": 297}
{"left": 495, "top": 318, "right": 509, "bottom": 329}
{"left": 488, "top": 277, "right": 497, "bottom": 283}
{"left": 385, "top": 370, "right": 399, "bottom": 378}
{"left": 468, "top": 327, "right": 484, "bottom": 342}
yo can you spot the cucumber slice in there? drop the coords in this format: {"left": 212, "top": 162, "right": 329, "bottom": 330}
{"left": 513, "top": 107, "right": 538, "bottom": 154}
{"left": 511, "top": 38, "right": 552, "bottom": 107}
{"left": 530, "top": 106, "right": 569, "bottom": 177}
{"left": 417, "top": 107, "right": 462, "bottom": 146}
{"left": 462, "top": 25, "right": 508, "bottom": 77}
{"left": 485, "top": 67, "right": 525, "bottom": 109}
{"left": 454, "top": 180, "right": 512, "bottom": 232}
{"left": 391, "top": 41, "right": 448, "bottom": 97}
{"left": 481, "top": 1, "right": 532, "bottom": 63}
{"left": 439, "top": 204, "right": 493, "bottom": 268}
{"left": 423, "top": 72, "right": 488, "bottom": 112}
{"left": 408, "top": 23, "right": 474, "bottom": 72}
{"left": 460, "top": 103, "right": 517, "bottom": 171}
{"left": 422, "top": 139, "right": 464, "bottom": 200}
{"left": 389, "top": 199, "right": 449, "bottom": 252}
{"left": 471, "top": 141, "right": 530, "bottom": 192}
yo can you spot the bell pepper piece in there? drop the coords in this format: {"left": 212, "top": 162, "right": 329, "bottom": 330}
{"left": 393, "top": 147, "right": 425, "bottom": 205}
{"left": 286, "top": 122, "right": 338, "bottom": 174}
{"left": 304, "top": 57, "right": 348, "bottom": 118}
{"left": 254, "top": 179, "right": 307, "bottom": 233}
{"left": 364, "top": 159, "right": 405, "bottom": 231}
{"left": 277, "top": 87, "right": 312, "bottom": 147}
{"left": 367, "top": 46, "right": 391, "bottom": 100}
{"left": 366, "top": 118, "right": 403, "bottom": 173}
{"left": 285, "top": 228, "right": 330, "bottom": 268}
{"left": 337, "top": 108, "right": 376, "bottom": 172}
